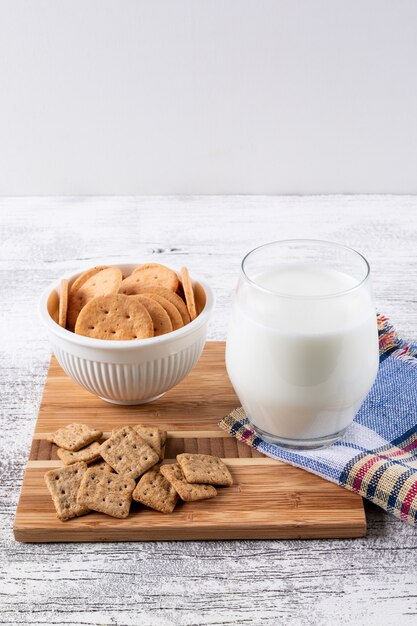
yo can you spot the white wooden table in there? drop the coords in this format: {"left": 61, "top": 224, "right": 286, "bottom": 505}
{"left": 1, "top": 196, "right": 417, "bottom": 626}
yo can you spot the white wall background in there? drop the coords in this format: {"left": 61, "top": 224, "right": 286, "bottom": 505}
{"left": 0, "top": 0, "right": 416, "bottom": 195}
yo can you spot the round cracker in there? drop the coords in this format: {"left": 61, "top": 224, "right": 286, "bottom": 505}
{"left": 142, "top": 287, "right": 191, "bottom": 325}
{"left": 67, "top": 267, "right": 123, "bottom": 331}
{"left": 133, "top": 295, "right": 173, "bottom": 336}
{"left": 70, "top": 266, "right": 109, "bottom": 294}
{"left": 180, "top": 267, "right": 197, "bottom": 321}
{"left": 144, "top": 294, "right": 183, "bottom": 331}
{"left": 176, "top": 280, "right": 185, "bottom": 301}
{"left": 58, "top": 279, "right": 69, "bottom": 328}
{"left": 119, "top": 281, "right": 190, "bottom": 325}
{"left": 119, "top": 273, "right": 149, "bottom": 297}
{"left": 74, "top": 294, "right": 154, "bottom": 340}
{"left": 128, "top": 263, "right": 179, "bottom": 292}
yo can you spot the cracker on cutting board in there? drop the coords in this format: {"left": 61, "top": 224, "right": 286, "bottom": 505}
{"left": 132, "top": 295, "right": 173, "bottom": 336}
{"left": 100, "top": 426, "right": 159, "bottom": 479}
{"left": 180, "top": 267, "right": 197, "bottom": 321}
{"left": 159, "top": 430, "right": 167, "bottom": 460}
{"left": 160, "top": 464, "right": 217, "bottom": 502}
{"left": 129, "top": 263, "right": 179, "bottom": 292}
{"left": 74, "top": 294, "right": 154, "bottom": 340}
{"left": 77, "top": 467, "right": 136, "bottom": 519}
{"left": 134, "top": 425, "right": 162, "bottom": 458}
{"left": 160, "top": 430, "right": 167, "bottom": 446}
{"left": 89, "top": 459, "right": 114, "bottom": 472}
{"left": 47, "top": 423, "right": 102, "bottom": 452}
{"left": 176, "top": 453, "right": 233, "bottom": 486}
{"left": 44, "top": 461, "right": 90, "bottom": 521}
{"left": 58, "top": 279, "right": 69, "bottom": 328}
{"left": 111, "top": 424, "right": 162, "bottom": 458}
{"left": 67, "top": 266, "right": 123, "bottom": 330}
{"left": 57, "top": 441, "right": 101, "bottom": 466}
{"left": 133, "top": 468, "right": 178, "bottom": 513}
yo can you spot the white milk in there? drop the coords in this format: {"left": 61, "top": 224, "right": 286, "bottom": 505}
{"left": 226, "top": 265, "right": 379, "bottom": 443}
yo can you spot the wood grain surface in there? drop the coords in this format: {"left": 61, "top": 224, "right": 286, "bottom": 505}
{"left": 1, "top": 196, "right": 417, "bottom": 625}
{"left": 14, "top": 347, "right": 365, "bottom": 542}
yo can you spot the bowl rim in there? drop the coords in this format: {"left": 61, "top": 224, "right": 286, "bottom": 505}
{"left": 39, "top": 265, "right": 215, "bottom": 350}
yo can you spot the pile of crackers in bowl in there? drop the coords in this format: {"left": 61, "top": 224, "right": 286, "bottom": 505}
{"left": 44, "top": 422, "right": 233, "bottom": 520}
{"left": 59, "top": 263, "right": 198, "bottom": 340}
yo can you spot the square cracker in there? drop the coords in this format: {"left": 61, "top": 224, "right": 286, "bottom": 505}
{"left": 176, "top": 453, "right": 233, "bottom": 486}
{"left": 133, "top": 468, "right": 178, "bottom": 513}
{"left": 112, "top": 425, "right": 162, "bottom": 458}
{"left": 57, "top": 441, "right": 101, "bottom": 466}
{"left": 44, "top": 461, "right": 90, "bottom": 521}
{"left": 89, "top": 459, "right": 114, "bottom": 472}
{"left": 160, "top": 430, "right": 167, "bottom": 447}
{"left": 100, "top": 426, "right": 159, "bottom": 479}
{"left": 159, "top": 430, "right": 167, "bottom": 460}
{"left": 77, "top": 467, "right": 136, "bottom": 519}
{"left": 47, "top": 423, "right": 102, "bottom": 452}
{"left": 160, "top": 464, "right": 217, "bottom": 502}
{"left": 134, "top": 425, "right": 162, "bottom": 458}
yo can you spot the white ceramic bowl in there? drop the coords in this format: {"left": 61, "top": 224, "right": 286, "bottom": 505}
{"left": 40, "top": 264, "right": 215, "bottom": 405}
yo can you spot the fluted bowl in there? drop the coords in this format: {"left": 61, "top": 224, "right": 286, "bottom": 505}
{"left": 39, "top": 263, "right": 215, "bottom": 405}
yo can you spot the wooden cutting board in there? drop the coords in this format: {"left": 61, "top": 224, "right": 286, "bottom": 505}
{"left": 14, "top": 342, "right": 366, "bottom": 542}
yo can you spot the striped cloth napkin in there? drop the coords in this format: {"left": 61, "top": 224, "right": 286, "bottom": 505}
{"left": 219, "top": 315, "right": 417, "bottom": 525}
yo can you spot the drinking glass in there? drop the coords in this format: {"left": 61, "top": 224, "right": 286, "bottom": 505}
{"left": 225, "top": 240, "right": 379, "bottom": 449}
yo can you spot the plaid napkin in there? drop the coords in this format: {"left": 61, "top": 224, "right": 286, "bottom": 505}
{"left": 219, "top": 315, "right": 417, "bottom": 525}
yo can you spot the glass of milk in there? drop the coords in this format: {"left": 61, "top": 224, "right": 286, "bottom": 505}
{"left": 226, "top": 240, "right": 379, "bottom": 449}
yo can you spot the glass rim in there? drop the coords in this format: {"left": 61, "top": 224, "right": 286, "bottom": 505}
{"left": 240, "top": 239, "right": 371, "bottom": 300}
